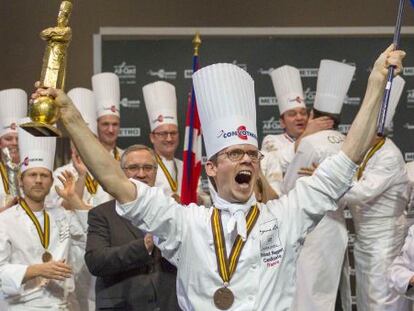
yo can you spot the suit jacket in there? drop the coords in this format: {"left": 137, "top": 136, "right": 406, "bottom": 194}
{"left": 85, "top": 200, "right": 180, "bottom": 311}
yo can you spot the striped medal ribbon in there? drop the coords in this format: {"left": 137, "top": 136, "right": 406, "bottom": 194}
{"left": 113, "top": 147, "right": 120, "bottom": 161}
{"left": 19, "top": 198, "right": 52, "bottom": 262}
{"left": 155, "top": 154, "right": 178, "bottom": 193}
{"left": 211, "top": 205, "right": 260, "bottom": 310}
{"left": 0, "top": 162, "right": 9, "bottom": 195}
{"left": 85, "top": 172, "right": 99, "bottom": 195}
{"left": 357, "top": 137, "right": 385, "bottom": 180}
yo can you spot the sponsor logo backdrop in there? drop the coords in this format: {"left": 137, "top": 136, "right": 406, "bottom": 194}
{"left": 101, "top": 36, "right": 414, "bottom": 155}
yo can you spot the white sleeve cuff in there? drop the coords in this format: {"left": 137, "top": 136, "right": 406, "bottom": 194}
{"left": 115, "top": 178, "right": 149, "bottom": 218}
{"left": 317, "top": 151, "right": 358, "bottom": 187}
{"left": 0, "top": 264, "right": 27, "bottom": 296}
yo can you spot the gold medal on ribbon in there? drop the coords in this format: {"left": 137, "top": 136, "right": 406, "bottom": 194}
{"left": 19, "top": 199, "right": 52, "bottom": 262}
{"left": 155, "top": 154, "right": 178, "bottom": 193}
{"left": 211, "top": 205, "right": 260, "bottom": 310}
{"left": 42, "top": 251, "right": 53, "bottom": 262}
{"left": 214, "top": 287, "right": 235, "bottom": 310}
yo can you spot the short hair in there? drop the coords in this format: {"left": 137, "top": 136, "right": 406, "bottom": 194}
{"left": 120, "top": 144, "right": 158, "bottom": 168}
{"left": 312, "top": 108, "right": 340, "bottom": 129}
{"left": 207, "top": 153, "right": 219, "bottom": 192}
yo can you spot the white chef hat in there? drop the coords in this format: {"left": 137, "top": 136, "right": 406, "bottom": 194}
{"left": 92, "top": 72, "right": 120, "bottom": 118}
{"left": 143, "top": 81, "right": 178, "bottom": 131}
{"left": 0, "top": 89, "right": 27, "bottom": 137}
{"left": 18, "top": 118, "right": 56, "bottom": 173}
{"left": 314, "top": 60, "right": 356, "bottom": 114}
{"left": 384, "top": 75, "right": 405, "bottom": 130}
{"left": 269, "top": 65, "right": 305, "bottom": 115}
{"left": 68, "top": 88, "right": 98, "bottom": 135}
{"left": 193, "top": 63, "right": 257, "bottom": 159}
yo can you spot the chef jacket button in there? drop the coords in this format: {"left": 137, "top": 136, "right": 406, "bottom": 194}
{"left": 251, "top": 264, "right": 257, "bottom": 270}
{"left": 248, "top": 296, "right": 254, "bottom": 301}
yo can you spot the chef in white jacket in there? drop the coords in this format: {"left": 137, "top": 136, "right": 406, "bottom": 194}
{"left": 0, "top": 122, "right": 89, "bottom": 310}
{"left": 92, "top": 73, "right": 124, "bottom": 160}
{"left": 47, "top": 87, "right": 112, "bottom": 209}
{"left": 32, "top": 45, "right": 405, "bottom": 311}
{"left": 0, "top": 89, "right": 27, "bottom": 212}
{"left": 46, "top": 88, "right": 111, "bottom": 311}
{"left": 388, "top": 224, "right": 414, "bottom": 309}
{"left": 405, "top": 161, "right": 414, "bottom": 225}
{"left": 143, "top": 81, "right": 183, "bottom": 201}
{"left": 344, "top": 75, "right": 410, "bottom": 311}
{"left": 284, "top": 60, "right": 356, "bottom": 311}
{"left": 261, "top": 65, "right": 333, "bottom": 194}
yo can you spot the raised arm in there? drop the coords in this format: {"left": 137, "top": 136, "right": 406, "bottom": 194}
{"left": 31, "top": 87, "right": 136, "bottom": 203}
{"left": 342, "top": 45, "right": 405, "bottom": 163}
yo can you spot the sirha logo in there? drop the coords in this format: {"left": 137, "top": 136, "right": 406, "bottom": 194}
{"left": 22, "top": 157, "right": 29, "bottom": 166}
{"left": 154, "top": 115, "right": 164, "bottom": 123}
{"left": 217, "top": 126, "right": 257, "bottom": 140}
{"left": 288, "top": 96, "right": 303, "bottom": 104}
{"left": 237, "top": 125, "right": 248, "bottom": 140}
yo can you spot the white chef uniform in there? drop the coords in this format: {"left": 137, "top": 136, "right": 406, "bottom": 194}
{"left": 114, "top": 63, "right": 359, "bottom": 311}
{"left": 388, "top": 224, "right": 414, "bottom": 309}
{"left": 284, "top": 60, "right": 355, "bottom": 311}
{"left": 0, "top": 89, "right": 27, "bottom": 208}
{"left": 343, "top": 75, "right": 409, "bottom": 311}
{"left": 143, "top": 81, "right": 182, "bottom": 197}
{"left": 261, "top": 65, "right": 305, "bottom": 194}
{"left": 0, "top": 124, "right": 88, "bottom": 310}
{"left": 405, "top": 161, "right": 414, "bottom": 227}
{"left": 48, "top": 88, "right": 113, "bottom": 311}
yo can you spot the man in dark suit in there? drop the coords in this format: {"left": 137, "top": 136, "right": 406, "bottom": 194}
{"left": 85, "top": 144, "right": 180, "bottom": 311}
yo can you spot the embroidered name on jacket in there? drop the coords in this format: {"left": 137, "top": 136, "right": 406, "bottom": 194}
{"left": 260, "top": 219, "right": 284, "bottom": 268}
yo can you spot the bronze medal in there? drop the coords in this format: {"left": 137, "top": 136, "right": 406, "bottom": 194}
{"left": 42, "top": 251, "right": 52, "bottom": 262}
{"left": 213, "top": 287, "right": 234, "bottom": 310}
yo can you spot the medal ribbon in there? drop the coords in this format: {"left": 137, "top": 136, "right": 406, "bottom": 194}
{"left": 155, "top": 154, "right": 178, "bottom": 193}
{"left": 85, "top": 172, "right": 99, "bottom": 195}
{"left": 113, "top": 147, "right": 120, "bottom": 161}
{"left": 19, "top": 198, "right": 50, "bottom": 250}
{"left": 211, "top": 205, "right": 260, "bottom": 283}
{"left": 0, "top": 162, "right": 10, "bottom": 195}
{"left": 357, "top": 137, "right": 386, "bottom": 180}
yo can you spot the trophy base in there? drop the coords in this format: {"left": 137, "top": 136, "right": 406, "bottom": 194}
{"left": 19, "top": 122, "right": 61, "bottom": 137}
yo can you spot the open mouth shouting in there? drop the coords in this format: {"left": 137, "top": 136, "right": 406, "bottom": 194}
{"left": 235, "top": 170, "right": 253, "bottom": 190}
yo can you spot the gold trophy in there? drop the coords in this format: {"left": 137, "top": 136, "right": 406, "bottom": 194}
{"left": 20, "top": 0, "right": 73, "bottom": 136}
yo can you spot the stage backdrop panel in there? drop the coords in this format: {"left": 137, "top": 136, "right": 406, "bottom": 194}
{"left": 98, "top": 35, "right": 414, "bottom": 161}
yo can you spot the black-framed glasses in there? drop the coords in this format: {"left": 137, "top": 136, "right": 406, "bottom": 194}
{"left": 217, "top": 148, "right": 264, "bottom": 163}
{"left": 152, "top": 131, "right": 179, "bottom": 139}
{"left": 122, "top": 164, "right": 157, "bottom": 174}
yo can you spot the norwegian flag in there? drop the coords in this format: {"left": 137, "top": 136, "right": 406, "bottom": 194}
{"left": 180, "top": 55, "right": 202, "bottom": 204}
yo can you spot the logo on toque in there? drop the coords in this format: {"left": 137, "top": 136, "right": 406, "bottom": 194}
{"left": 9, "top": 123, "right": 17, "bottom": 130}
{"left": 237, "top": 126, "right": 248, "bottom": 140}
{"left": 22, "top": 157, "right": 29, "bottom": 167}
{"left": 217, "top": 126, "right": 257, "bottom": 141}
{"left": 288, "top": 96, "right": 303, "bottom": 104}
{"left": 156, "top": 115, "right": 164, "bottom": 123}
{"left": 110, "top": 105, "right": 117, "bottom": 113}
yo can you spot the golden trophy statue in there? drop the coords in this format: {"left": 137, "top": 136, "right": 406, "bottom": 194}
{"left": 20, "top": 0, "right": 73, "bottom": 136}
